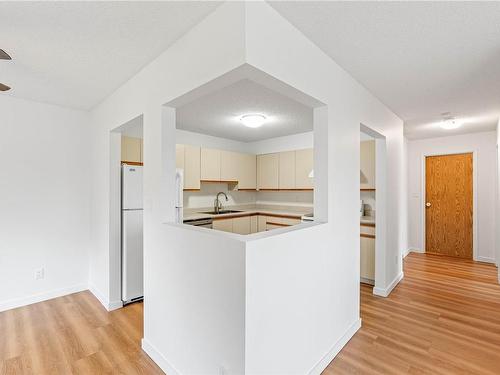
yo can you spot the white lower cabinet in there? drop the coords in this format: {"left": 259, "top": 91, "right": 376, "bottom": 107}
{"left": 212, "top": 215, "right": 301, "bottom": 234}
{"left": 360, "top": 224, "right": 375, "bottom": 283}
{"left": 250, "top": 216, "right": 258, "bottom": 234}
{"left": 232, "top": 216, "right": 251, "bottom": 235}
{"left": 212, "top": 218, "right": 233, "bottom": 232}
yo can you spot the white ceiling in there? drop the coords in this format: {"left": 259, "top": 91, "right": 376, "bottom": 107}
{"left": 0, "top": 1, "right": 221, "bottom": 110}
{"left": 269, "top": 1, "right": 500, "bottom": 139}
{"left": 176, "top": 79, "right": 313, "bottom": 142}
{"left": 1, "top": 2, "right": 499, "bottom": 140}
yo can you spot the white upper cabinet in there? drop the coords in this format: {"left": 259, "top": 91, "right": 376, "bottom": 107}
{"left": 295, "top": 148, "right": 314, "bottom": 189}
{"left": 279, "top": 151, "right": 296, "bottom": 189}
{"left": 220, "top": 150, "right": 239, "bottom": 182}
{"left": 257, "top": 153, "right": 279, "bottom": 190}
{"left": 183, "top": 145, "right": 201, "bottom": 190}
{"left": 237, "top": 153, "right": 257, "bottom": 190}
{"left": 121, "top": 136, "right": 142, "bottom": 163}
{"left": 201, "top": 148, "right": 221, "bottom": 181}
{"left": 360, "top": 140, "right": 375, "bottom": 189}
{"left": 175, "top": 144, "right": 185, "bottom": 169}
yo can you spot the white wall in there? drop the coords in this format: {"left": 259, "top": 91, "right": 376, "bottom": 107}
{"left": 496, "top": 121, "right": 500, "bottom": 280}
{"left": 243, "top": 3, "right": 404, "bottom": 371}
{"left": 87, "top": 2, "right": 405, "bottom": 374}
{"left": 145, "top": 224, "right": 246, "bottom": 374}
{"left": 0, "top": 95, "right": 90, "bottom": 311}
{"left": 407, "top": 131, "right": 497, "bottom": 263}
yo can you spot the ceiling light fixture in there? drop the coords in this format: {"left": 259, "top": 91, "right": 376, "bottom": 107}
{"left": 440, "top": 118, "right": 462, "bottom": 130}
{"left": 240, "top": 114, "right": 267, "bottom": 128}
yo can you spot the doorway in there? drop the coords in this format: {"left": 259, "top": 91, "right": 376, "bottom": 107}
{"left": 425, "top": 153, "right": 473, "bottom": 259}
{"left": 109, "top": 115, "right": 144, "bottom": 310}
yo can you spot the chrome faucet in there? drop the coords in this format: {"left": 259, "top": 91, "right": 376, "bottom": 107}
{"left": 214, "top": 192, "right": 228, "bottom": 214}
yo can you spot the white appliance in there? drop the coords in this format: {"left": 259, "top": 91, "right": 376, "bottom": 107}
{"left": 122, "top": 164, "right": 143, "bottom": 304}
{"left": 175, "top": 168, "right": 184, "bottom": 224}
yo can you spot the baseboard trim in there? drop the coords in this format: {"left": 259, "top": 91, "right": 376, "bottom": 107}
{"left": 88, "top": 284, "right": 123, "bottom": 311}
{"left": 476, "top": 256, "right": 496, "bottom": 264}
{"left": 373, "top": 272, "right": 404, "bottom": 298}
{"left": 403, "top": 248, "right": 424, "bottom": 258}
{"left": 142, "top": 338, "right": 181, "bottom": 375}
{"left": 0, "top": 284, "right": 87, "bottom": 313}
{"left": 360, "top": 277, "right": 374, "bottom": 285}
{"left": 307, "top": 318, "right": 362, "bottom": 375}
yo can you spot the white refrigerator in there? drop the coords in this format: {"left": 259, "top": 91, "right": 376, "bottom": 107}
{"left": 122, "top": 165, "right": 143, "bottom": 304}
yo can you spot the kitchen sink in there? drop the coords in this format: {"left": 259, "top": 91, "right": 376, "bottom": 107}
{"left": 200, "top": 210, "right": 243, "bottom": 215}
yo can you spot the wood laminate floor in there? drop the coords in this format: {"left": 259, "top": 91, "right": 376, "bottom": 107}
{"left": 0, "top": 292, "right": 162, "bottom": 375}
{"left": 325, "top": 253, "right": 500, "bottom": 374}
{"left": 1, "top": 253, "right": 499, "bottom": 374}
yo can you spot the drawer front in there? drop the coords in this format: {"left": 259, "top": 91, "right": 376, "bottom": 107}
{"left": 360, "top": 223, "right": 375, "bottom": 236}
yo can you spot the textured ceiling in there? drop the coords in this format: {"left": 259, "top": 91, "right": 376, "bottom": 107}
{"left": 269, "top": 1, "right": 500, "bottom": 139}
{"left": 0, "top": 1, "right": 221, "bottom": 110}
{"left": 176, "top": 79, "right": 313, "bottom": 142}
{"left": 1, "top": 2, "right": 499, "bottom": 139}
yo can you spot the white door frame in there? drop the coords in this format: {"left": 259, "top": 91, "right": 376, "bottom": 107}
{"left": 360, "top": 124, "right": 388, "bottom": 295}
{"left": 420, "top": 150, "right": 478, "bottom": 261}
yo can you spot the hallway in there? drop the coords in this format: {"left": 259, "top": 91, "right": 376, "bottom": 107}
{"left": 325, "top": 253, "right": 500, "bottom": 374}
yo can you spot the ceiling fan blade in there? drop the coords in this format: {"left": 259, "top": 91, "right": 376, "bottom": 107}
{"left": 0, "top": 49, "right": 11, "bottom": 60}
{"left": 0, "top": 83, "right": 11, "bottom": 91}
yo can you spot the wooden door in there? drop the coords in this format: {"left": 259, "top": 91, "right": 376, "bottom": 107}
{"left": 425, "top": 153, "right": 473, "bottom": 258}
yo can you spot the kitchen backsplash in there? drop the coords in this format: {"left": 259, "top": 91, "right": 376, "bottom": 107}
{"left": 183, "top": 183, "right": 256, "bottom": 209}
{"left": 361, "top": 190, "right": 375, "bottom": 217}
{"left": 183, "top": 183, "right": 314, "bottom": 209}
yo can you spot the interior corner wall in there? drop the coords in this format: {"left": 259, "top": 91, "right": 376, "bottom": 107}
{"left": 243, "top": 2, "right": 405, "bottom": 373}
{"left": 496, "top": 121, "right": 500, "bottom": 278}
{"left": 407, "top": 131, "right": 497, "bottom": 263}
{"left": 0, "top": 95, "right": 91, "bottom": 312}
{"left": 88, "top": 2, "right": 248, "bottom": 373}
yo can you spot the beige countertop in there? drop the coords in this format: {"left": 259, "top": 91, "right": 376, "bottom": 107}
{"left": 183, "top": 204, "right": 313, "bottom": 222}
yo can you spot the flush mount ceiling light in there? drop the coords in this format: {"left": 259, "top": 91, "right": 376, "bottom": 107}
{"left": 440, "top": 118, "right": 462, "bottom": 130}
{"left": 240, "top": 114, "right": 267, "bottom": 128}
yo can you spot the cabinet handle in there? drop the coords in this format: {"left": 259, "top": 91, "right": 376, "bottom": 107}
{"left": 425, "top": 202, "right": 431, "bottom": 207}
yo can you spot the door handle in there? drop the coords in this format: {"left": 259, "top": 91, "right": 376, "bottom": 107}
{"left": 426, "top": 202, "right": 431, "bottom": 207}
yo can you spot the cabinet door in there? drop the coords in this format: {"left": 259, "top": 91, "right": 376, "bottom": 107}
{"left": 257, "top": 153, "right": 279, "bottom": 189}
{"left": 250, "top": 216, "right": 258, "bottom": 233}
{"left": 257, "top": 215, "right": 268, "bottom": 232}
{"left": 220, "top": 151, "right": 239, "bottom": 182}
{"left": 232, "top": 216, "right": 251, "bottom": 235}
{"left": 201, "top": 148, "right": 221, "bottom": 181}
{"left": 360, "top": 236, "right": 375, "bottom": 281}
{"left": 295, "top": 149, "right": 313, "bottom": 189}
{"left": 238, "top": 153, "right": 257, "bottom": 190}
{"left": 184, "top": 145, "right": 201, "bottom": 190}
{"left": 213, "top": 218, "right": 233, "bottom": 233}
{"left": 122, "top": 136, "right": 142, "bottom": 163}
{"left": 175, "top": 144, "right": 185, "bottom": 169}
{"left": 279, "top": 151, "right": 296, "bottom": 189}
{"left": 277, "top": 217, "right": 301, "bottom": 226}
{"left": 360, "top": 140, "right": 375, "bottom": 189}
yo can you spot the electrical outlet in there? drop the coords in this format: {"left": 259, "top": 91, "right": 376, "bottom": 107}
{"left": 35, "top": 267, "right": 45, "bottom": 280}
